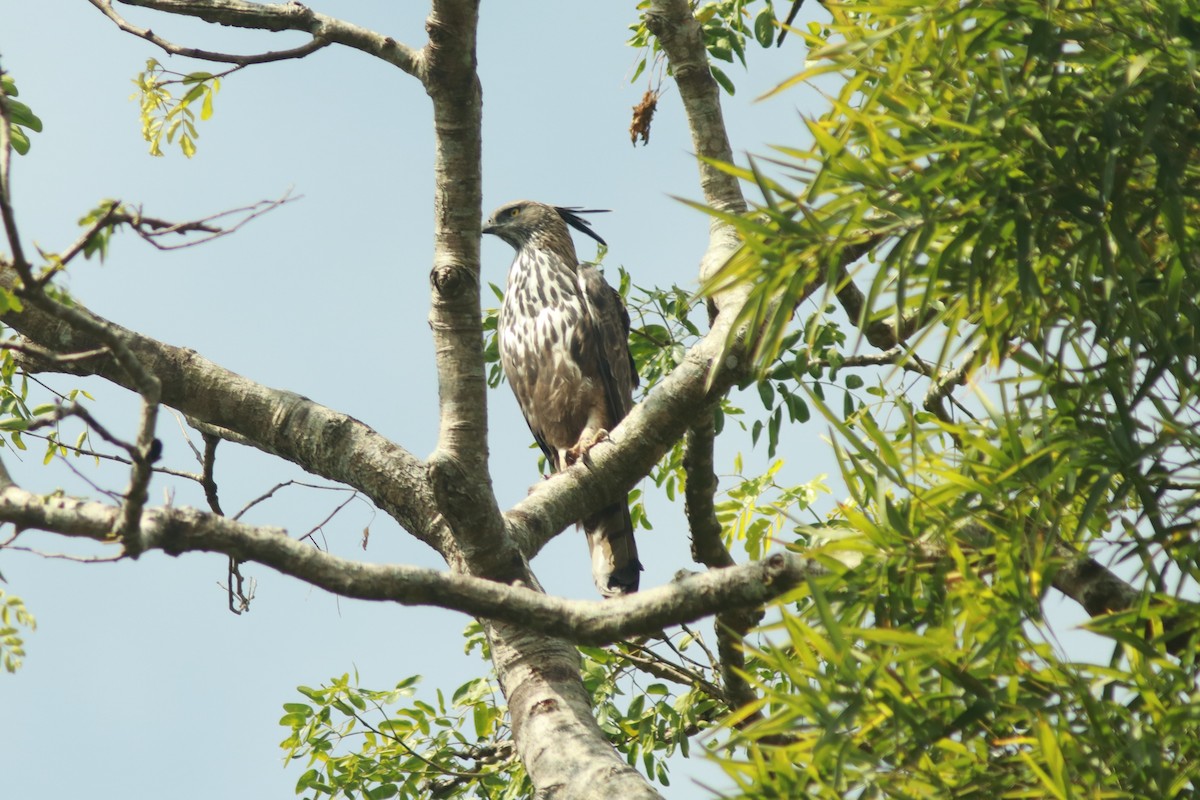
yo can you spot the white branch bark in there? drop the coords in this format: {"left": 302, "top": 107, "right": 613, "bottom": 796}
{"left": 646, "top": 0, "right": 748, "bottom": 304}
{"left": 5, "top": 291, "right": 444, "bottom": 550}
{"left": 0, "top": 482, "right": 819, "bottom": 643}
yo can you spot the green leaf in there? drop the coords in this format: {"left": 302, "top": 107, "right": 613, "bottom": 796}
{"left": 754, "top": 7, "right": 776, "bottom": 48}
{"left": 710, "top": 65, "right": 735, "bottom": 96}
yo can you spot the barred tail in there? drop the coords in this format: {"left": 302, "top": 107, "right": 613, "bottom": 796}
{"left": 584, "top": 501, "right": 642, "bottom": 597}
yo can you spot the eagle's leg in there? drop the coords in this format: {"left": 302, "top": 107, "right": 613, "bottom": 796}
{"left": 564, "top": 427, "right": 611, "bottom": 469}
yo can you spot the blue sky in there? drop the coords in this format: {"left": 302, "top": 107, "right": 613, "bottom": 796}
{"left": 0, "top": 3, "right": 1100, "bottom": 798}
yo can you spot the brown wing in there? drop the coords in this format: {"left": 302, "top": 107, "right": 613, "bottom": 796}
{"left": 576, "top": 263, "right": 637, "bottom": 426}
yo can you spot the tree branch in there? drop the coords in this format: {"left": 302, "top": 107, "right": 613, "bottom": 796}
{"left": 644, "top": 0, "right": 748, "bottom": 325}
{"left": 4, "top": 287, "right": 444, "bottom": 550}
{"left": 616, "top": 642, "right": 725, "bottom": 701}
{"left": 0, "top": 86, "right": 162, "bottom": 552}
{"left": 644, "top": 0, "right": 744, "bottom": 220}
{"left": 683, "top": 415, "right": 732, "bottom": 569}
{"left": 109, "top": 0, "right": 423, "bottom": 75}
{"left": 833, "top": 267, "right": 938, "bottom": 351}
{"left": 680, "top": 415, "right": 765, "bottom": 715}
{"left": 421, "top": 0, "right": 514, "bottom": 581}
{"left": 0, "top": 482, "right": 823, "bottom": 645}
{"left": 89, "top": 0, "right": 331, "bottom": 65}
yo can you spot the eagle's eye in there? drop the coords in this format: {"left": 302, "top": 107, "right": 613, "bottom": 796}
{"left": 507, "top": 207, "right": 521, "bottom": 218}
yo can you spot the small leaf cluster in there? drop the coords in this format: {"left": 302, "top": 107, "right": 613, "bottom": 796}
{"left": 280, "top": 671, "right": 527, "bottom": 800}
{"left": 130, "top": 59, "right": 220, "bottom": 158}
{"left": 714, "top": 457, "right": 826, "bottom": 560}
{"left": 0, "top": 353, "right": 35, "bottom": 454}
{"left": 0, "top": 588, "right": 35, "bottom": 673}
{"left": 620, "top": 267, "right": 703, "bottom": 391}
{"left": 0, "top": 72, "right": 43, "bottom": 155}
{"left": 581, "top": 639, "right": 729, "bottom": 788}
{"left": 480, "top": 282, "right": 505, "bottom": 390}
{"left": 74, "top": 200, "right": 129, "bottom": 264}
{"left": 732, "top": 315, "right": 855, "bottom": 457}
{"left": 0, "top": 350, "right": 96, "bottom": 463}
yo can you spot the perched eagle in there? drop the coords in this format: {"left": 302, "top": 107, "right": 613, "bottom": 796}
{"left": 483, "top": 200, "right": 642, "bottom": 597}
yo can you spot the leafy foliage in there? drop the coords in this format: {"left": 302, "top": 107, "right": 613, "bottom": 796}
{"left": 0, "top": 588, "right": 35, "bottom": 673}
{"left": 280, "top": 668, "right": 528, "bottom": 800}
{"left": 0, "top": 72, "right": 43, "bottom": 155}
{"left": 131, "top": 59, "right": 221, "bottom": 158}
{"left": 74, "top": 200, "right": 130, "bottom": 264}
{"left": 281, "top": 625, "right": 743, "bottom": 797}
{"left": 695, "top": 0, "right": 1200, "bottom": 794}
{"left": 715, "top": 456, "right": 826, "bottom": 560}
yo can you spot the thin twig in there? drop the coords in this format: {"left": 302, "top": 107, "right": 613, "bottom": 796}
{"left": 361, "top": 697, "right": 490, "bottom": 780}
{"left": 618, "top": 642, "right": 725, "bottom": 701}
{"left": 1, "top": 544, "right": 125, "bottom": 563}
{"left": 20, "top": 429, "right": 201, "bottom": 482}
{"left": 298, "top": 493, "right": 362, "bottom": 544}
{"left": 0, "top": 341, "right": 111, "bottom": 366}
{"left": 41, "top": 200, "right": 122, "bottom": 281}
{"left": 233, "top": 479, "right": 358, "bottom": 521}
{"left": 112, "top": 191, "right": 298, "bottom": 251}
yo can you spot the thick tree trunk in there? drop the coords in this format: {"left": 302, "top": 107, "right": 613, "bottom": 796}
{"left": 486, "top": 621, "right": 664, "bottom": 800}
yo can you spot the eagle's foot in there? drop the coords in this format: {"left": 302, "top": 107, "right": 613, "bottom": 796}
{"left": 565, "top": 429, "right": 610, "bottom": 469}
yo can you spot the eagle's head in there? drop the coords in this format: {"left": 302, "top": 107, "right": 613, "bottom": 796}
{"left": 483, "top": 200, "right": 608, "bottom": 252}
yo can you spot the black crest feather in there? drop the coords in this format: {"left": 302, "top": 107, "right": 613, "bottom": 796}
{"left": 555, "top": 206, "right": 610, "bottom": 247}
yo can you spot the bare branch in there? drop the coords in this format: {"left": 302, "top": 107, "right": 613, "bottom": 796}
{"left": 201, "top": 433, "right": 223, "bottom": 516}
{"left": 422, "top": 0, "right": 515, "bottom": 582}
{"left": 106, "top": 0, "right": 423, "bottom": 76}
{"left": 1051, "top": 548, "right": 1139, "bottom": 619}
{"left": 616, "top": 642, "right": 724, "bottom": 700}
{"left": 297, "top": 491, "right": 363, "bottom": 544}
{"left": 232, "top": 479, "right": 356, "bottom": 521}
{"left": 2, "top": 288, "right": 444, "bottom": 550}
{"left": 922, "top": 350, "right": 976, "bottom": 425}
{"left": 683, "top": 416, "right": 733, "bottom": 569}
{"left": 644, "top": 0, "right": 744, "bottom": 219}
{"left": 1, "top": 544, "right": 124, "bottom": 563}
{"left": 679, "top": 420, "right": 765, "bottom": 713}
{"left": 0, "top": 483, "right": 824, "bottom": 645}
{"left": 113, "top": 192, "right": 298, "bottom": 250}
{"left": 89, "top": 0, "right": 331, "bottom": 65}
{"left": 833, "top": 267, "right": 939, "bottom": 351}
